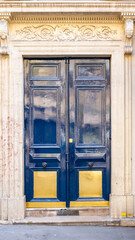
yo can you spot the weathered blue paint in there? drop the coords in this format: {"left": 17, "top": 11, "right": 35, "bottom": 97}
{"left": 24, "top": 58, "right": 111, "bottom": 205}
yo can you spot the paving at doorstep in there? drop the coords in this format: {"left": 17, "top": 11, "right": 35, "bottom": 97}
{"left": 0, "top": 225, "right": 135, "bottom": 240}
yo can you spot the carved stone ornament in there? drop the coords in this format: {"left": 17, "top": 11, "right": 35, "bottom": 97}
{"left": 0, "top": 20, "right": 9, "bottom": 55}
{"left": 14, "top": 25, "right": 118, "bottom": 41}
{"left": 124, "top": 19, "right": 134, "bottom": 55}
{"left": 0, "top": 20, "right": 8, "bottom": 39}
{"left": 125, "top": 19, "right": 134, "bottom": 39}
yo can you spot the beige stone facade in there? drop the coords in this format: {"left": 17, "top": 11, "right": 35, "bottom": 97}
{"left": 0, "top": 0, "right": 135, "bottom": 221}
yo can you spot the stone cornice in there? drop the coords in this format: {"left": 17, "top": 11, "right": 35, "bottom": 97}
{"left": 0, "top": 1, "right": 135, "bottom": 13}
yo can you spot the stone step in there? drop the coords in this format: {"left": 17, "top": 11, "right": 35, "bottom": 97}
{"left": 1, "top": 216, "right": 135, "bottom": 227}
{"left": 12, "top": 216, "right": 120, "bottom": 226}
{"left": 26, "top": 207, "right": 109, "bottom": 217}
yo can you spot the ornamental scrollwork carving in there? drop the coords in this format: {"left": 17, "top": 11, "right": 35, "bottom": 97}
{"left": 0, "top": 19, "right": 9, "bottom": 55}
{"left": 124, "top": 19, "right": 134, "bottom": 55}
{"left": 0, "top": 20, "right": 8, "bottom": 40}
{"left": 121, "top": 13, "right": 135, "bottom": 55}
{"left": 125, "top": 19, "right": 134, "bottom": 39}
{"left": 14, "top": 25, "right": 118, "bottom": 41}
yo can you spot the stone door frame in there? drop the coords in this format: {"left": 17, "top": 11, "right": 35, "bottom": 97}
{"left": 0, "top": 11, "right": 134, "bottom": 220}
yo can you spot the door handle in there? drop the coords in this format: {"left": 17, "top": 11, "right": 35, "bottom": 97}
{"left": 42, "top": 162, "right": 47, "bottom": 168}
{"left": 88, "top": 162, "right": 94, "bottom": 168}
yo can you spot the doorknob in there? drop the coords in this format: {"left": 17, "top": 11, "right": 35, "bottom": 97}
{"left": 88, "top": 162, "right": 94, "bottom": 168}
{"left": 42, "top": 162, "right": 47, "bottom": 168}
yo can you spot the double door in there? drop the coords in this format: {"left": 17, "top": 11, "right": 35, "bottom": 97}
{"left": 24, "top": 58, "right": 111, "bottom": 208}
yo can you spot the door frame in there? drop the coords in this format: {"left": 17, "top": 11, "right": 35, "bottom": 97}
{"left": 8, "top": 38, "right": 125, "bottom": 214}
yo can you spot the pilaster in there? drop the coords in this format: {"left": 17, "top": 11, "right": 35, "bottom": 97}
{"left": 0, "top": 13, "right": 25, "bottom": 220}
{"left": 110, "top": 13, "right": 135, "bottom": 219}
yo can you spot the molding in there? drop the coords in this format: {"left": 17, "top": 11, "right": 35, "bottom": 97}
{"left": 13, "top": 24, "right": 119, "bottom": 41}
{"left": 11, "top": 15, "right": 122, "bottom": 24}
{"left": 0, "top": 2, "right": 135, "bottom": 13}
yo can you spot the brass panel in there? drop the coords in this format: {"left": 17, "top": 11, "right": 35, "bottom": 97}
{"left": 26, "top": 202, "right": 66, "bottom": 208}
{"left": 34, "top": 171, "right": 57, "bottom": 198}
{"left": 70, "top": 201, "right": 109, "bottom": 207}
{"left": 79, "top": 171, "right": 102, "bottom": 198}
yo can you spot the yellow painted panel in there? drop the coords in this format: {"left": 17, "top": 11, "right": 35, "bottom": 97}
{"left": 26, "top": 202, "right": 66, "bottom": 208}
{"left": 121, "top": 212, "right": 126, "bottom": 216}
{"left": 79, "top": 171, "right": 102, "bottom": 198}
{"left": 26, "top": 201, "right": 108, "bottom": 208}
{"left": 34, "top": 171, "right": 57, "bottom": 198}
{"left": 70, "top": 201, "right": 109, "bottom": 207}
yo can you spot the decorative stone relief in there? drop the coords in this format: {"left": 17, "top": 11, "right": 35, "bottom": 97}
{"left": 13, "top": 25, "right": 118, "bottom": 41}
{"left": 0, "top": 20, "right": 8, "bottom": 40}
{"left": 124, "top": 20, "right": 134, "bottom": 55}
{"left": 122, "top": 13, "right": 135, "bottom": 55}
{"left": 0, "top": 13, "right": 11, "bottom": 55}
{"left": 125, "top": 19, "right": 134, "bottom": 39}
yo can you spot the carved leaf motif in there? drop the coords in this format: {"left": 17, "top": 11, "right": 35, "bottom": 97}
{"left": 14, "top": 25, "right": 118, "bottom": 41}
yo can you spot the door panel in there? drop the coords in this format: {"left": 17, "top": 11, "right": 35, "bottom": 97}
{"left": 24, "top": 60, "right": 66, "bottom": 206}
{"left": 69, "top": 59, "right": 110, "bottom": 206}
{"left": 24, "top": 58, "right": 111, "bottom": 207}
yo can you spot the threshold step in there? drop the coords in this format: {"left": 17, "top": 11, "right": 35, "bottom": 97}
{"left": 26, "top": 207, "right": 109, "bottom": 217}
{"left": 13, "top": 216, "right": 121, "bottom": 226}
{"left": 1, "top": 216, "right": 135, "bottom": 226}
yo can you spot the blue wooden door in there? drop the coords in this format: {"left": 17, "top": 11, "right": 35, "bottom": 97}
{"left": 24, "top": 58, "right": 111, "bottom": 208}
{"left": 69, "top": 59, "right": 111, "bottom": 207}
